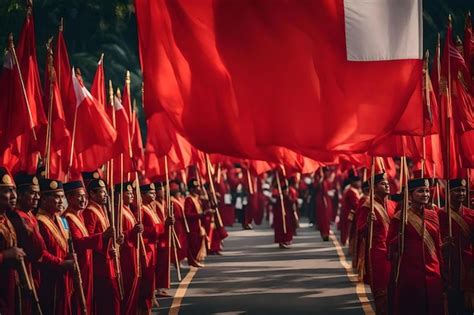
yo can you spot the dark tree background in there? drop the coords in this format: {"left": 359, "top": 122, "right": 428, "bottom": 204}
{"left": 1, "top": 0, "right": 473, "bottom": 125}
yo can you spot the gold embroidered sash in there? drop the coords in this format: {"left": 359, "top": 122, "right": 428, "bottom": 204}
{"left": 64, "top": 211, "right": 89, "bottom": 237}
{"left": 143, "top": 204, "right": 161, "bottom": 225}
{"left": 363, "top": 199, "right": 391, "bottom": 231}
{"left": 171, "top": 197, "right": 184, "bottom": 211}
{"left": 37, "top": 211, "right": 68, "bottom": 253}
{"left": 0, "top": 215, "right": 17, "bottom": 248}
{"left": 442, "top": 207, "right": 471, "bottom": 239}
{"left": 123, "top": 206, "right": 137, "bottom": 226}
{"left": 395, "top": 209, "right": 436, "bottom": 256}
{"left": 190, "top": 195, "right": 203, "bottom": 214}
{"left": 87, "top": 202, "right": 109, "bottom": 231}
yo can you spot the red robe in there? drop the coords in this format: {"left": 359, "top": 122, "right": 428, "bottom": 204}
{"left": 184, "top": 195, "right": 207, "bottom": 265}
{"left": 353, "top": 195, "right": 368, "bottom": 271}
{"left": 154, "top": 200, "right": 171, "bottom": 289}
{"left": 273, "top": 189, "right": 298, "bottom": 244}
{"left": 0, "top": 214, "right": 19, "bottom": 315}
{"left": 36, "top": 210, "right": 73, "bottom": 315}
{"left": 171, "top": 196, "right": 188, "bottom": 262}
{"left": 217, "top": 179, "right": 235, "bottom": 226}
{"left": 120, "top": 205, "right": 140, "bottom": 315}
{"left": 140, "top": 203, "right": 164, "bottom": 309}
{"left": 63, "top": 210, "right": 103, "bottom": 315}
{"left": 340, "top": 186, "right": 360, "bottom": 245}
{"left": 387, "top": 208, "right": 445, "bottom": 315}
{"left": 438, "top": 206, "right": 474, "bottom": 313}
{"left": 356, "top": 199, "right": 396, "bottom": 312}
{"left": 82, "top": 200, "right": 120, "bottom": 315}
{"left": 315, "top": 178, "right": 332, "bottom": 239}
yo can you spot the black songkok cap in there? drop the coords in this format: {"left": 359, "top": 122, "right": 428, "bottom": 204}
{"left": 0, "top": 167, "right": 15, "bottom": 188}
{"left": 140, "top": 183, "right": 156, "bottom": 192}
{"left": 408, "top": 178, "right": 430, "bottom": 191}
{"left": 188, "top": 178, "right": 199, "bottom": 189}
{"left": 87, "top": 179, "right": 107, "bottom": 191}
{"left": 115, "top": 182, "right": 133, "bottom": 193}
{"left": 39, "top": 179, "right": 64, "bottom": 193}
{"left": 449, "top": 178, "right": 467, "bottom": 190}
{"left": 63, "top": 181, "right": 85, "bottom": 193}
{"left": 14, "top": 173, "right": 39, "bottom": 188}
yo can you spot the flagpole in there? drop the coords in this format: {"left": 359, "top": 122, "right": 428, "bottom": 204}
{"left": 8, "top": 33, "right": 40, "bottom": 146}
{"left": 44, "top": 38, "right": 56, "bottom": 178}
{"left": 275, "top": 168, "right": 287, "bottom": 235}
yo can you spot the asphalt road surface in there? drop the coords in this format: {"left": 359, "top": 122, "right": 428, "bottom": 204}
{"left": 155, "top": 221, "right": 374, "bottom": 315}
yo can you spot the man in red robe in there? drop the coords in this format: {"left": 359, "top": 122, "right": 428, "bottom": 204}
{"left": 153, "top": 181, "right": 174, "bottom": 298}
{"left": 340, "top": 175, "right": 361, "bottom": 246}
{"left": 36, "top": 179, "right": 74, "bottom": 315}
{"left": 356, "top": 173, "right": 396, "bottom": 314}
{"left": 273, "top": 180, "right": 298, "bottom": 249}
{"left": 314, "top": 168, "right": 333, "bottom": 241}
{"left": 438, "top": 178, "right": 474, "bottom": 314}
{"left": 185, "top": 178, "right": 209, "bottom": 267}
{"left": 0, "top": 167, "right": 26, "bottom": 315}
{"left": 63, "top": 180, "right": 114, "bottom": 315}
{"left": 170, "top": 182, "right": 188, "bottom": 263}
{"left": 387, "top": 178, "right": 445, "bottom": 315}
{"left": 352, "top": 180, "right": 370, "bottom": 273}
{"left": 217, "top": 171, "right": 235, "bottom": 227}
{"left": 139, "top": 182, "right": 165, "bottom": 312}
{"left": 82, "top": 173, "right": 120, "bottom": 314}
{"left": 115, "top": 182, "right": 143, "bottom": 315}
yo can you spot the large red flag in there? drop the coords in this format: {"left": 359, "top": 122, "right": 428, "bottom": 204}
{"left": 91, "top": 54, "right": 106, "bottom": 111}
{"left": 136, "top": 0, "right": 423, "bottom": 158}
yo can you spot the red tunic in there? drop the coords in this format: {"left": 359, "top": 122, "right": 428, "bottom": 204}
{"left": 217, "top": 180, "right": 235, "bottom": 227}
{"left": 184, "top": 195, "right": 207, "bottom": 265}
{"left": 140, "top": 203, "right": 164, "bottom": 309}
{"left": 273, "top": 189, "right": 298, "bottom": 244}
{"left": 36, "top": 211, "right": 73, "bottom": 315}
{"left": 120, "top": 206, "right": 140, "bottom": 315}
{"left": 438, "top": 206, "right": 474, "bottom": 313}
{"left": 154, "top": 200, "right": 171, "bottom": 289}
{"left": 387, "top": 208, "right": 445, "bottom": 315}
{"left": 171, "top": 197, "right": 188, "bottom": 262}
{"left": 340, "top": 187, "right": 360, "bottom": 245}
{"left": 356, "top": 199, "right": 396, "bottom": 305}
{"left": 0, "top": 214, "right": 19, "bottom": 315}
{"left": 315, "top": 179, "right": 332, "bottom": 239}
{"left": 63, "top": 209, "right": 103, "bottom": 315}
{"left": 82, "top": 200, "right": 120, "bottom": 315}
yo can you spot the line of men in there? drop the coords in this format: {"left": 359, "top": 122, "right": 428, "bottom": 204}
{"left": 0, "top": 166, "right": 227, "bottom": 315}
{"left": 340, "top": 172, "right": 474, "bottom": 315}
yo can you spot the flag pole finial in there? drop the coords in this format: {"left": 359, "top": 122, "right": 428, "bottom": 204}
{"left": 126, "top": 70, "right": 130, "bottom": 83}
{"left": 448, "top": 14, "right": 452, "bottom": 26}
{"left": 26, "top": 0, "right": 33, "bottom": 16}
{"left": 99, "top": 53, "right": 104, "bottom": 64}
{"left": 59, "top": 17, "right": 64, "bottom": 32}
{"left": 109, "top": 80, "right": 114, "bottom": 107}
{"left": 116, "top": 87, "right": 122, "bottom": 99}
{"left": 7, "top": 33, "right": 14, "bottom": 49}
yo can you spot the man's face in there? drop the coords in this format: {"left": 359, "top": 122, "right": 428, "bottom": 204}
{"left": 352, "top": 180, "right": 362, "bottom": 190}
{"left": 90, "top": 187, "right": 108, "bottom": 205}
{"left": 0, "top": 186, "right": 17, "bottom": 211}
{"left": 142, "top": 190, "right": 156, "bottom": 204}
{"left": 123, "top": 190, "right": 134, "bottom": 206}
{"left": 374, "top": 179, "right": 390, "bottom": 197}
{"left": 156, "top": 188, "right": 165, "bottom": 200}
{"left": 410, "top": 187, "right": 430, "bottom": 206}
{"left": 19, "top": 186, "right": 40, "bottom": 210}
{"left": 41, "top": 191, "right": 65, "bottom": 214}
{"left": 450, "top": 187, "right": 466, "bottom": 204}
{"left": 67, "top": 188, "right": 88, "bottom": 211}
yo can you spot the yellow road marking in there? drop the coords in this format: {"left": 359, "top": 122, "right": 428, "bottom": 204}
{"left": 330, "top": 232, "right": 375, "bottom": 315}
{"left": 169, "top": 267, "right": 199, "bottom": 315}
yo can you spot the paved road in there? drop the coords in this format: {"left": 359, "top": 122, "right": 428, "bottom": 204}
{"left": 156, "top": 221, "right": 373, "bottom": 315}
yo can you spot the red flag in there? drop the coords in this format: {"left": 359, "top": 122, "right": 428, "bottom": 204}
{"left": 121, "top": 80, "right": 144, "bottom": 170}
{"left": 71, "top": 68, "right": 117, "bottom": 170}
{"left": 91, "top": 54, "right": 106, "bottom": 111}
{"left": 136, "top": 0, "right": 423, "bottom": 158}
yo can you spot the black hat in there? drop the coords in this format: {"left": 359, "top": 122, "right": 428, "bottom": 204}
{"left": 154, "top": 181, "right": 166, "bottom": 190}
{"left": 390, "top": 193, "right": 404, "bottom": 202}
{"left": 140, "top": 183, "right": 156, "bottom": 192}
{"left": 14, "top": 172, "right": 39, "bottom": 188}
{"left": 39, "top": 179, "right": 64, "bottom": 193}
{"left": 449, "top": 178, "right": 467, "bottom": 190}
{"left": 0, "top": 167, "right": 15, "bottom": 188}
{"left": 373, "top": 173, "right": 387, "bottom": 185}
{"left": 362, "top": 181, "right": 369, "bottom": 190}
{"left": 114, "top": 182, "right": 133, "bottom": 193}
{"left": 408, "top": 178, "right": 430, "bottom": 191}
{"left": 87, "top": 179, "right": 107, "bottom": 191}
{"left": 63, "top": 181, "right": 85, "bottom": 193}
{"left": 349, "top": 175, "right": 361, "bottom": 183}
{"left": 188, "top": 178, "right": 199, "bottom": 189}
{"left": 36, "top": 166, "right": 46, "bottom": 179}
{"left": 82, "top": 171, "right": 101, "bottom": 186}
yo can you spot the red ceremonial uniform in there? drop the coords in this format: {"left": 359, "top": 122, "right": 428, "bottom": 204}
{"left": 184, "top": 195, "right": 207, "bottom": 265}
{"left": 64, "top": 209, "right": 103, "bottom": 315}
{"left": 171, "top": 196, "right": 188, "bottom": 262}
{"left": 217, "top": 179, "right": 235, "bottom": 227}
{"left": 36, "top": 210, "right": 73, "bottom": 315}
{"left": 273, "top": 188, "right": 298, "bottom": 244}
{"left": 0, "top": 214, "right": 19, "bottom": 315}
{"left": 387, "top": 208, "right": 445, "bottom": 315}
{"left": 340, "top": 186, "right": 360, "bottom": 245}
{"left": 356, "top": 199, "right": 396, "bottom": 313}
{"left": 438, "top": 206, "right": 474, "bottom": 313}
{"left": 140, "top": 203, "right": 164, "bottom": 309}
{"left": 82, "top": 200, "right": 120, "bottom": 315}
{"left": 353, "top": 195, "right": 368, "bottom": 272}
{"left": 154, "top": 200, "right": 171, "bottom": 289}
{"left": 315, "top": 178, "right": 332, "bottom": 240}
{"left": 120, "top": 205, "right": 141, "bottom": 315}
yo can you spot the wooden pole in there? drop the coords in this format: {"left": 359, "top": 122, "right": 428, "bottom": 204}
{"left": 275, "top": 169, "right": 287, "bottom": 234}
